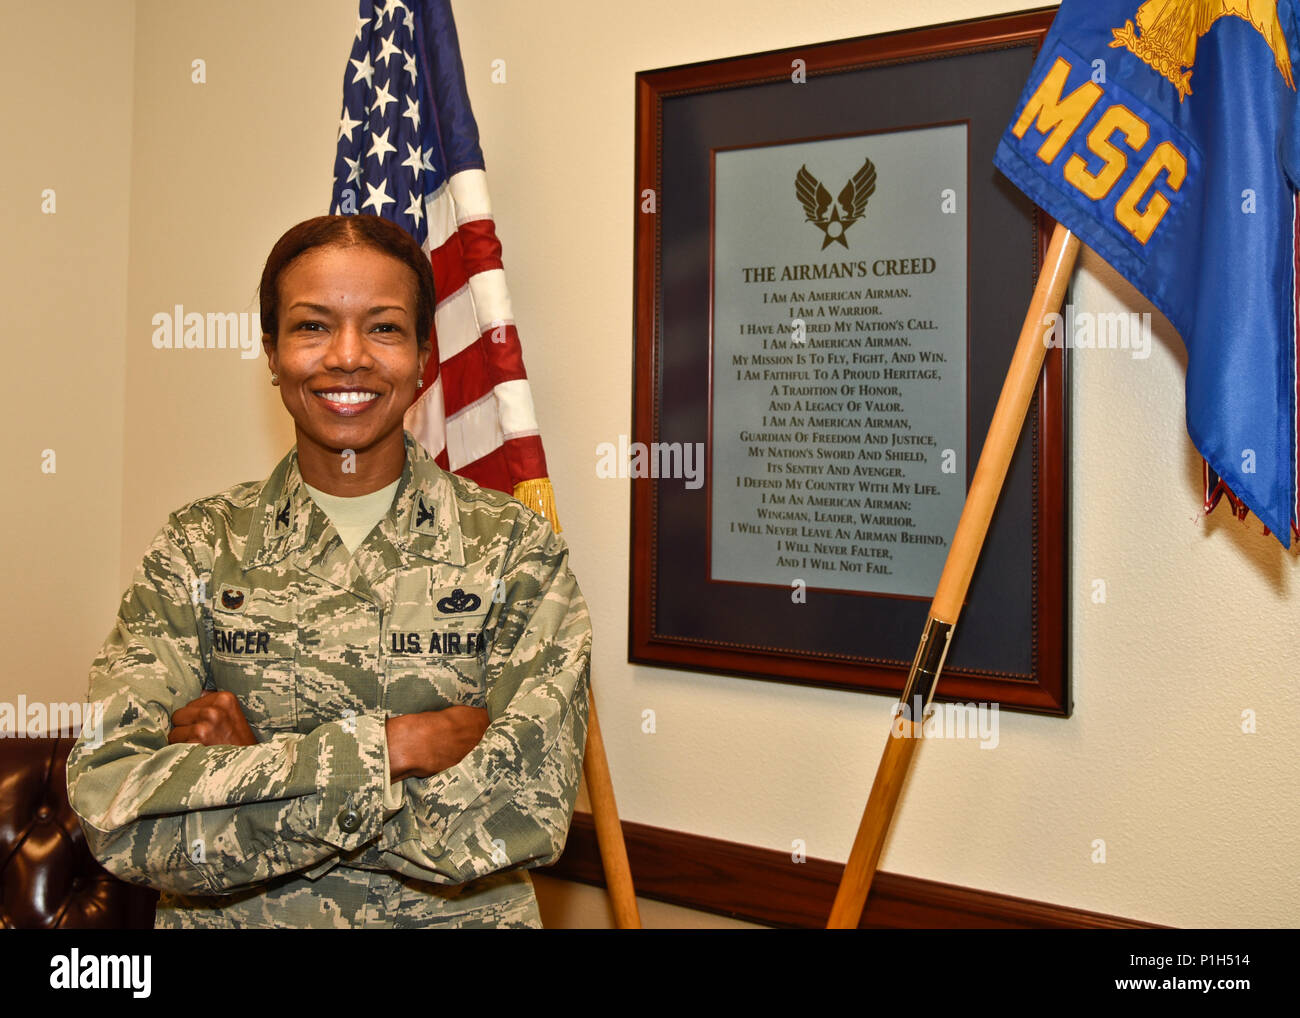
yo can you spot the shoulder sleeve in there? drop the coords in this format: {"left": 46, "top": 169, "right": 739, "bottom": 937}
{"left": 66, "top": 514, "right": 398, "bottom": 896}
{"left": 380, "top": 509, "right": 592, "bottom": 884}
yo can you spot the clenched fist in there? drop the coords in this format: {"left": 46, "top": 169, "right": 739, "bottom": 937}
{"left": 168, "top": 690, "right": 258, "bottom": 747}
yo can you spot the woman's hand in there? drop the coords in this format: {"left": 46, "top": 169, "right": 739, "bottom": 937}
{"left": 168, "top": 690, "right": 258, "bottom": 747}
{"left": 386, "top": 706, "right": 489, "bottom": 781}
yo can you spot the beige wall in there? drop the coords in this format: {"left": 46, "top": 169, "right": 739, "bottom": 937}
{"left": 0, "top": 0, "right": 134, "bottom": 720}
{"left": 4, "top": 0, "right": 1297, "bottom": 928}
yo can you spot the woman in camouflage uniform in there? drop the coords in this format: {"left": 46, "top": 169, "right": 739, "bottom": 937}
{"left": 66, "top": 215, "right": 592, "bottom": 928}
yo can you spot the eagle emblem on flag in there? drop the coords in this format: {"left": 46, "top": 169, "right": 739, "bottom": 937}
{"left": 1110, "top": 0, "right": 1295, "bottom": 99}
{"left": 795, "top": 158, "right": 877, "bottom": 249}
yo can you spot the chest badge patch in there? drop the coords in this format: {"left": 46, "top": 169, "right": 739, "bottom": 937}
{"left": 437, "top": 587, "right": 481, "bottom": 613}
{"left": 220, "top": 588, "right": 246, "bottom": 610}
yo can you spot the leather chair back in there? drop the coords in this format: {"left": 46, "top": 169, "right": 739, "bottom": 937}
{"left": 0, "top": 736, "right": 157, "bottom": 929}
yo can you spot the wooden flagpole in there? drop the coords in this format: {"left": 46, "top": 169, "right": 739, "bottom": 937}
{"left": 827, "top": 222, "right": 1080, "bottom": 929}
{"left": 582, "top": 693, "right": 641, "bottom": 927}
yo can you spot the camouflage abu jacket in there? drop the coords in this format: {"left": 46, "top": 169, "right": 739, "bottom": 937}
{"left": 66, "top": 430, "right": 591, "bottom": 928}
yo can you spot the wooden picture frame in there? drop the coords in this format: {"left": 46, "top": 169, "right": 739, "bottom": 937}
{"left": 630, "top": 8, "right": 1070, "bottom": 715}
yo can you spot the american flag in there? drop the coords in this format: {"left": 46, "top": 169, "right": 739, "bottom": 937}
{"left": 330, "top": 0, "right": 557, "bottom": 526}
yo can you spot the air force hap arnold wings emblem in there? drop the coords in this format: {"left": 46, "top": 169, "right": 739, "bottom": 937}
{"left": 795, "top": 157, "right": 877, "bottom": 249}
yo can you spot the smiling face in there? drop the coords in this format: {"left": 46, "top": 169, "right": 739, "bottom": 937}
{"left": 263, "top": 243, "right": 430, "bottom": 494}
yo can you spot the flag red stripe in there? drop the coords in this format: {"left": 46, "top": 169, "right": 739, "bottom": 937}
{"left": 455, "top": 434, "right": 548, "bottom": 492}
{"left": 457, "top": 218, "right": 505, "bottom": 275}
{"left": 427, "top": 220, "right": 506, "bottom": 310}
{"left": 429, "top": 234, "right": 469, "bottom": 308}
{"left": 440, "top": 327, "right": 528, "bottom": 415}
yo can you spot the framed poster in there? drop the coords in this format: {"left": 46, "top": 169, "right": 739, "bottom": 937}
{"left": 630, "top": 8, "right": 1070, "bottom": 715}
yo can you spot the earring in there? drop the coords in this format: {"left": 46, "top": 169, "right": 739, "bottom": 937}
{"left": 416, "top": 378, "right": 423, "bottom": 389}
{"left": 271, "top": 374, "right": 279, "bottom": 386}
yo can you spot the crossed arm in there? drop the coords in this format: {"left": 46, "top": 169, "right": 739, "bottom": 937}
{"left": 169, "top": 689, "right": 489, "bottom": 781}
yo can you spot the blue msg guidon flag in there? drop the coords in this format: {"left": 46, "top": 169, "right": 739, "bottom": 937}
{"left": 994, "top": 0, "right": 1300, "bottom": 546}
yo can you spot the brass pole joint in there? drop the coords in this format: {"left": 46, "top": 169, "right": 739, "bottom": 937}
{"left": 897, "top": 616, "right": 954, "bottom": 723}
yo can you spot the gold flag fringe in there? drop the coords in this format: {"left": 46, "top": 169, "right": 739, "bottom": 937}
{"left": 513, "top": 476, "right": 562, "bottom": 532}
